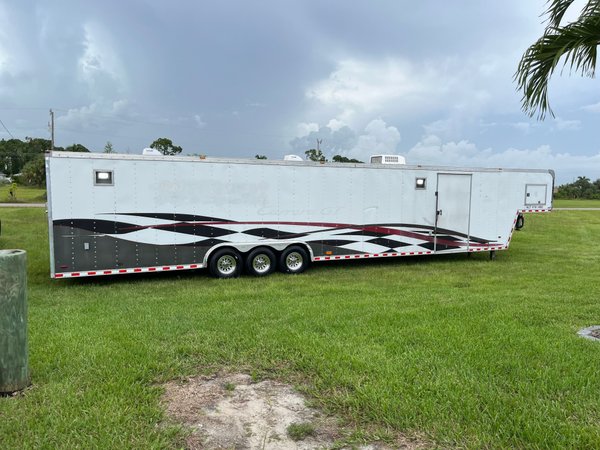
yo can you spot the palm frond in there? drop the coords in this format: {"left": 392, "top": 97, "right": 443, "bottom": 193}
{"left": 580, "top": 0, "right": 600, "bottom": 21}
{"left": 545, "top": 0, "right": 578, "bottom": 28}
{"left": 516, "top": 1, "right": 600, "bottom": 119}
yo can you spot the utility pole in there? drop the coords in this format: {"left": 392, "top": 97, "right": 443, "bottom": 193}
{"left": 49, "top": 109, "right": 54, "bottom": 152}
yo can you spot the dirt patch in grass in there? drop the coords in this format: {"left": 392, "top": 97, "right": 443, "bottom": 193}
{"left": 163, "top": 372, "right": 426, "bottom": 449}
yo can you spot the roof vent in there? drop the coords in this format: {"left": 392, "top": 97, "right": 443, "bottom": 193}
{"left": 142, "top": 148, "right": 162, "bottom": 156}
{"left": 370, "top": 154, "right": 406, "bottom": 165}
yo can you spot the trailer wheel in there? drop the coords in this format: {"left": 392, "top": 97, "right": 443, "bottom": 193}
{"left": 246, "top": 247, "right": 276, "bottom": 276}
{"left": 279, "top": 246, "right": 309, "bottom": 274}
{"left": 515, "top": 214, "right": 525, "bottom": 230}
{"left": 209, "top": 248, "right": 242, "bottom": 278}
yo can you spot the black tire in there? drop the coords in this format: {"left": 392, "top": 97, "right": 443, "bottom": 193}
{"left": 279, "top": 246, "right": 309, "bottom": 274}
{"left": 245, "top": 247, "right": 276, "bottom": 276}
{"left": 208, "top": 248, "right": 242, "bottom": 278}
{"left": 515, "top": 214, "right": 525, "bottom": 231}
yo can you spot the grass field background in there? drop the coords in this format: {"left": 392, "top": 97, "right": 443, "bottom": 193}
{"left": 553, "top": 198, "right": 600, "bottom": 208}
{"left": 0, "top": 185, "right": 46, "bottom": 203}
{"left": 0, "top": 208, "right": 599, "bottom": 448}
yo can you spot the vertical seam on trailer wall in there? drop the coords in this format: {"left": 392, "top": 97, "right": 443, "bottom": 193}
{"left": 209, "top": 162, "right": 214, "bottom": 252}
{"left": 228, "top": 162, "right": 232, "bottom": 237}
{"left": 154, "top": 159, "right": 158, "bottom": 268}
{"left": 275, "top": 162, "right": 279, "bottom": 238}
{"left": 192, "top": 159, "right": 196, "bottom": 265}
{"left": 467, "top": 174, "right": 473, "bottom": 253}
{"left": 361, "top": 165, "right": 366, "bottom": 255}
{"left": 306, "top": 165, "right": 311, "bottom": 246}
{"left": 134, "top": 161, "right": 139, "bottom": 267}
{"left": 173, "top": 160, "right": 178, "bottom": 265}
{"left": 292, "top": 163, "right": 295, "bottom": 243}
{"left": 350, "top": 165, "right": 354, "bottom": 255}
{"left": 92, "top": 160, "right": 97, "bottom": 270}
{"left": 113, "top": 161, "right": 118, "bottom": 269}
{"left": 260, "top": 163, "right": 265, "bottom": 239}
{"left": 69, "top": 159, "right": 75, "bottom": 271}
{"left": 434, "top": 173, "right": 441, "bottom": 253}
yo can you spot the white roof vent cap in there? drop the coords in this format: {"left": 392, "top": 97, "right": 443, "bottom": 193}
{"left": 370, "top": 154, "right": 406, "bottom": 165}
{"left": 284, "top": 154, "right": 303, "bottom": 161}
{"left": 142, "top": 148, "right": 162, "bottom": 156}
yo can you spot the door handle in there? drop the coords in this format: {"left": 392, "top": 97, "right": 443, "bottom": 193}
{"left": 437, "top": 209, "right": 443, "bottom": 216}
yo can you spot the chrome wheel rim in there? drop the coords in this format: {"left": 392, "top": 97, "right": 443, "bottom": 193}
{"left": 285, "top": 252, "right": 303, "bottom": 270}
{"left": 252, "top": 254, "right": 271, "bottom": 274}
{"left": 217, "top": 255, "right": 237, "bottom": 275}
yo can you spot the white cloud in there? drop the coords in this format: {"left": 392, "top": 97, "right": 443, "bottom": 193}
{"left": 477, "top": 120, "right": 538, "bottom": 134}
{"left": 194, "top": 114, "right": 206, "bottom": 128}
{"left": 424, "top": 119, "right": 454, "bottom": 136}
{"left": 346, "top": 119, "right": 401, "bottom": 160}
{"left": 0, "top": 3, "right": 34, "bottom": 84}
{"left": 296, "top": 122, "right": 319, "bottom": 137}
{"left": 510, "top": 122, "right": 534, "bottom": 133}
{"left": 303, "top": 55, "right": 513, "bottom": 129}
{"left": 326, "top": 118, "right": 346, "bottom": 131}
{"left": 78, "top": 22, "right": 127, "bottom": 97}
{"left": 553, "top": 117, "right": 582, "bottom": 131}
{"left": 406, "top": 134, "right": 600, "bottom": 184}
{"left": 57, "top": 100, "right": 131, "bottom": 130}
{"left": 581, "top": 101, "right": 600, "bottom": 113}
{"left": 306, "top": 58, "right": 430, "bottom": 113}
{"left": 290, "top": 118, "right": 401, "bottom": 162}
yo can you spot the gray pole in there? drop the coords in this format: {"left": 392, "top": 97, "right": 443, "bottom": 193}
{"left": 50, "top": 109, "right": 54, "bottom": 152}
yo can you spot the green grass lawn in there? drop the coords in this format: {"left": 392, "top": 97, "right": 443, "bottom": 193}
{"left": 553, "top": 198, "right": 600, "bottom": 208}
{"left": 1, "top": 208, "right": 600, "bottom": 448}
{"left": 0, "top": 185, "right": 46, "bottom": 203}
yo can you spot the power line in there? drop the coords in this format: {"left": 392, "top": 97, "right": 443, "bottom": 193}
{"left": 0, "top": 118, "right": 14, "bottom": 139}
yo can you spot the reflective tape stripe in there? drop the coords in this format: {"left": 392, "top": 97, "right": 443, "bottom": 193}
{"left": 53, "top": 263, "right": 205, "bottom": 278}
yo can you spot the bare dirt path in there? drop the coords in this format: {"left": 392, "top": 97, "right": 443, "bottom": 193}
{"left": 163, "top": 373, "right": 427, "bottom": 450}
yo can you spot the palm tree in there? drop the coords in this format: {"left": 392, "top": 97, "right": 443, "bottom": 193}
{"left": 515, "top": 0, "right": 600, "bottom": 119}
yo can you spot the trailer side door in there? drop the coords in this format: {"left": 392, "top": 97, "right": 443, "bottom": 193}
{"left": 435, "top": 173, "right": 472, "bottom": 252}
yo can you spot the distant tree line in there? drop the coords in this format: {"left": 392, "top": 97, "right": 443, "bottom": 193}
{"left": 149, "top": 138, "right": 182, "bottom": 155}
{"left": 0, "top": 138, "right": 90, "bottom": 186}
{"left": 304, "top": 148, "right": 363, "bottom": 163}
{"left": 555, "top": 176, "right": 600, "bottom": 199}
{"left": 0, "top": 138, "right": 90, "bottom": 176}
{"left": 0, "top": 136, "right": 186, "bottom": 187}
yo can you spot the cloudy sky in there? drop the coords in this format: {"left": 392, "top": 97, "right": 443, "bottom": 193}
{"left": 1, "top": 0, "right": 600, "bottom": 183}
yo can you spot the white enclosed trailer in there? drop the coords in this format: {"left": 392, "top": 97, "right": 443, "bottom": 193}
{"left": 45, "top": 151, "right": 553, "bottom": 279}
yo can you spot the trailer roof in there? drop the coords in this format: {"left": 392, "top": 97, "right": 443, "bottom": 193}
{"left": 47, "top": 151, "right": 554, "bottom": 176}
